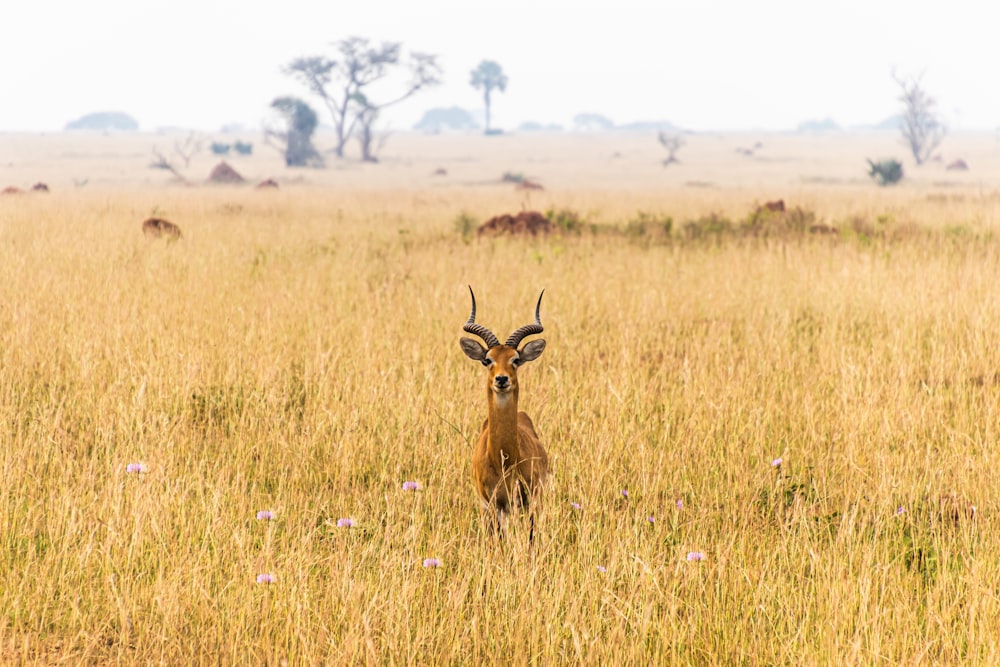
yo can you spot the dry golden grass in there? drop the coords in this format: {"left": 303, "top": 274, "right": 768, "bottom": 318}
{"left": 2, "top": 133, "right": 1000, "bottom": 664}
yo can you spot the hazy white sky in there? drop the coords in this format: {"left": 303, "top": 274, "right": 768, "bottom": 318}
{"left": 2, "top": 0, "right": 997, "bottom": 133}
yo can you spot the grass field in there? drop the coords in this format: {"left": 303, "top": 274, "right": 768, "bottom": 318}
{"left": 2, "top": 131, "right": 1000, "bottom": 664}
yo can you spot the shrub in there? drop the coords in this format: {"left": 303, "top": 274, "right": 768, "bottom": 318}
{"left": 867, "top": 159, "right": 904, "bottom": 186}
{"left": 233, "top": 141, "right": 253, "bottom": 156}
{"left": 682, "top": 213, "right": 734, "bottom": 240}
{"left": 210, "top": 142, "right": 231, "bottom": 156}
{"left": 454, "top": 212, "right": 478, "bottom": 242}
{"left": 545, "top": 208, "right": 585, "bottom": 234}
{"left": 625, "top": 211, "right": 673, "bottom": 242}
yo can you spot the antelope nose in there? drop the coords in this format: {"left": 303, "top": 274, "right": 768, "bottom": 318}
{"left": 495, "top": 375, "right": 510, "bottom": 388}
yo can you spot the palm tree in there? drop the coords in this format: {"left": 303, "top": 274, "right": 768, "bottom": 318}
{"left": 470, "top": 60, "right": 508, "bottom": 134}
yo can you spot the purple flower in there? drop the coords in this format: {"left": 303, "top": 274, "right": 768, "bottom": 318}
{"left": 621, "top": 489, "right": 629, "bottom": 500}
{"left": 422, "top": 558, "right": 441, "bottom": 568}
{"left": 686, "top": 551, "right": 706, "bottom": 562}
{"left": 336, "top": 518, "right": 355, "bottom": 528}
{"left": 125, "top": 462, "right": 148, "bottom": 474}
{"left": 596, "top": 565, "right": 607, "bottom": 573}
{"left": 771, "top": 458, "right": 783, "bottom": 468}
{"left": 402, "top": 481, "right": 421, "bottom": 491}
{"left": 570, "top": 502, "right": 582, "bottom": 511}
{"left": 256, "top": 573, "right": 276, "bottom": 584}
{"left": 256, "top": 510, "right": 275, "bottom": 521}
{"left": 896, "top": 506, "right": 906, "bottom": 516}
{"left": 647, "top": 515, "right": 655, "bottom": 524}
{"left": 675, "top": 498, "right": 684, "bottom": 510}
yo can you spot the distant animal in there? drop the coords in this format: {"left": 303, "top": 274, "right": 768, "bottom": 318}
{"left": 255, "top": 178, "right": 279, "bottom": 189}
{"left": 30, "top": 182, "right": 49, "bottom": 193}
{"left": 142, "top": 217, "right": 183, "bottom": 240}
{"left": 946, "top": 159, "right": 969, "bottom": 171}
{"left": 758, "top": 199, "right": 786, "bottom": 213}
{"left": 517, "top": 179, "right": 544, "bottom": 190}
{"left": 460, "top": 287, "right": 549, "bottom": 542}
{"left": 432, "top": 167, "right": 448, "bottom": 176}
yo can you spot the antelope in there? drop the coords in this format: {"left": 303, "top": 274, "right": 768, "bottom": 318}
{"left": 142, "top": 217, "right": 183, "bottom": 241}
{"left": 460, "top": 287, "right": 549, "bottom": 541}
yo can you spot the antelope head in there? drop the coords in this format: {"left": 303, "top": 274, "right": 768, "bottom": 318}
{"left": 459, "top": 287, "right": 546, "bottom": 398}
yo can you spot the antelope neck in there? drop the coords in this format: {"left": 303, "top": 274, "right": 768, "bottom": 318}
{"left": 486, "top": 385, "right": 520, "bottom": 462}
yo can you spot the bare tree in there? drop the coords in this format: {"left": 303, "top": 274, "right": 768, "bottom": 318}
{"left": 351, "top": 50, "right": 441, "bottom": 162}
{"left": 658, "top": 132, "right": 685, "bottom": 166}
{"left": 173, "top": 132, "right": 203, "bottom": 168}
{"left": 894, "top": 71, "right": 945, "bottom": 165}
{"left": 149, "top": 147, "right": 189, "bottom": 184}
{"left": 286, "top": 38, "right": 440, "bottom": 160}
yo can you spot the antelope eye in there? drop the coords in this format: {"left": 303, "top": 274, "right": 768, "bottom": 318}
{"left": 511, "top": 357, "right": 522, "bottom": 367}
{"left": 481, "top": 358, "right": 493, "bottom": 367}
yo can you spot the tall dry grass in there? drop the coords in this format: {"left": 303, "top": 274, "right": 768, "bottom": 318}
{"left": 2, "top": 184, "right": 1000, "bottom": 664}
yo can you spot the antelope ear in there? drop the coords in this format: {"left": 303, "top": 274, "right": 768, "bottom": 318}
{"left": 518, "top": 339, "right": 546, "bottom": 363}
{"left": 460, "top": 337, "right": 487, "bottom": 362}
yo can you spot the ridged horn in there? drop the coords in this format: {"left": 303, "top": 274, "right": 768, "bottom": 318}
{"left": 463, "top": 286, "right": 500, "bottom": 349}
{"left": 505, "top": 290, "right": 545, "bottom": 348}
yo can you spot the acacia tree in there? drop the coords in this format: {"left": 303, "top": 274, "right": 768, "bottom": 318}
{"left": 894, "top": 72, "right": 945, "bottom": 165}
{"left": 470, "top": 60, "right": 508, "bottom": 134}
{"left": 351, "top": 50, "right": 441, "bottom": 162}
{"left": 265, "top": 97, "right": 323, "bottom": 167}
{"left": 286, "top": 37, "right": 440, "bottom": 160}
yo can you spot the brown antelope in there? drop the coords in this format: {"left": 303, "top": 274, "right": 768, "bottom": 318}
{"left": 460, "top": 286, "right": 549, "bottom": 541}
{"left": 142, "top": 217, "right": 183, "bottom": 241}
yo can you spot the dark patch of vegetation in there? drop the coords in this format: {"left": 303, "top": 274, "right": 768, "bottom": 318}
{"left": 625, "top": 211, "right": 673, "bottom": 244}
{"left": 868, "top": 158, "right": 904, "bottom": 186}
{"left": 545, "top": 208, "right": 586, "bottom": 234}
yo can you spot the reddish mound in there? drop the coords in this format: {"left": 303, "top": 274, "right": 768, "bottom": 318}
{"left": 946, "top": 159, "right": 969, "bottom": 171}
{"left": 478, "top": 211, "right": 552, "bottom": 236}
{"left": 517, "top": 179, "right": 544, "bottom": 190}
{"left": 1, "top": 186, "right": 23, "bottom": 195}
{"left": 207, "top": 161, "right": 245, "bottom": 184}
{"left": 255, "top": 178, "right": 279, "bottom": 189}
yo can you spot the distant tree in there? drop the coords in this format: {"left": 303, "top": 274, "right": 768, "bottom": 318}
{"left": 414, "top": 107, "right": 479, "bottom": 132}
{"left": 173, "top": 132, "right": 203, "bottom": 168}
{"left": 66, "top": 111, "right": 139, "bottom": 131}
{"left": 894, "top": 72, "right": 945, "bottom": 165}
{"left": 469, "top": 60, "right": 508, "bottom": 134}
{"left": 352, "top": 50, "right": 441, "bottom": 162}
{"left": 286, "top": 37, "right": 440, "bottom": 160}
{"left": 210, "top": 142, "right": 232, "bottom": 156}
{"left": 265, "top": 97, "right": 323, "bottom": 167}
{"left": 658, "top": 132, "right": 685, "bottom": 166}
{"left": 573, "top": 113, "right": 614, "bottom": 131}
{"left": 867, "top": 158, "right": 904, "bottom": 186}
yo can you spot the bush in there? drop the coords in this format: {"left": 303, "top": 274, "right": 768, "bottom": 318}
{"left": 682, "top": 213, "right": 734, "bottom": 240}
{"left": 453, "top": 212, "right": 478, "bottom": 242}
{"left": 210, "top": 142, "right": 231, "bottom": 156}
{"left": 625, "top": 211, "right": 673, "bottom": 242}
{"left": 867, "top": 159, "right": 904, "bottom": 186}
{"left": 544, "top": 208, "right": 585, "bottom": 234}
{"left": 233, "top": 141, "right": 253, "bottom": 156}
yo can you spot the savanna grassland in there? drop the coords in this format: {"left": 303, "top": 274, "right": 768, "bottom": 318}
{"left": 3, "top": 131, "right": 1000, "bottom": 664}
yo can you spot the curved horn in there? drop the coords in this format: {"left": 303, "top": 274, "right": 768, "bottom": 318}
{"left": 505, "top": 289, "right": 545, "bottom": 348}
{"left": 463, "top": 286, "right": 500, "bottom": 349}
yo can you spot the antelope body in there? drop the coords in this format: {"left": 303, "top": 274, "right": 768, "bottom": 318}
{"left": 460, "top": 287, "right": 549, "bottom": 539}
